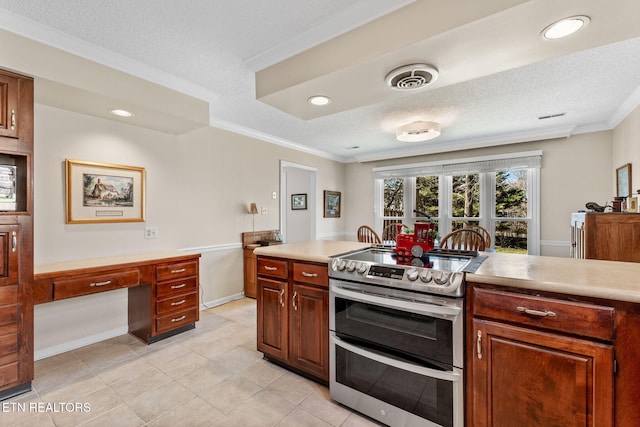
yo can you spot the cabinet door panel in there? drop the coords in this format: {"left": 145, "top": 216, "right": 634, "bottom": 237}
{"left": 0, "top": 73, "right": 19, "bottom": 138}
{"left": 472, "top": 319, "right": 613, "bottom": 427}
{"left": 257, "top": 277, "right": 288, "bottom": 361}
{"left": 290, "top": 283, "right": 328, "bottom": 380}
{"left": 0, "top": 225, "right": 19, "bottom": 286}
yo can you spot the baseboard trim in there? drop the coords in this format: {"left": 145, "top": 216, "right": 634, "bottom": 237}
{"left": 200, "top": 292, "right": 245, "bottom": 310}
{"left": 34, "top": 326, "right": 128, "bottom": 361}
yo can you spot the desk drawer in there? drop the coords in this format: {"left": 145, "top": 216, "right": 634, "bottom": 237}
{"left": 156, "top": 308, "right": 198, "bottom": 334}
{"left": 54, "top": 269, "right": 140, "bottom": 300}
{"left": 0, "top": 361, "right": 18, "bottom": 386}
{"left": 0, "top": 285, "right": 17, "bottom": 305}
{"left": 293, "top": 262, "right": 328, "bottom": 287}
{"left": 156, "top": 261, "right": 198, "bottom": 282}
{"left": 0, "top": 304, "right": 17, "bottom": 328}
{"left": 257, "top": 258, "right": 288, "bottom": 279}
{"left": 156, "top": 292, "right": 198, "bottom": 315}
{"left": 473, "top": 287, "right": 614, "bottom": 341}
{"left": 0, "top": 333, "right": 18, "bottom": 358}
{"left": 156, "top": 277, "right": 198, "bottom": 298}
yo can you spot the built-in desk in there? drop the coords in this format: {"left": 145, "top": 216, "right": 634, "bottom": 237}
{"left": 33, "top": 251, "right": 201, "bottom": 343}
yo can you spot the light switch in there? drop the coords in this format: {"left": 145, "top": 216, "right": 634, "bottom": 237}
{"left": 261, "top": 207, "right": 268, "bottom": 215}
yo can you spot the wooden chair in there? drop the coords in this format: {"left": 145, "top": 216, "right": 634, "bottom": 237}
{"left": 357, "top": 225, "right": 381, "bottom": 244}
{"left": 440, "top": 229, "right": 486, "bottom": 251}
{"left": 464, "top": 225, "right": 491, "bottom": 248}
{"left": 382, "top": 223, "right": 409, "bottom": 242}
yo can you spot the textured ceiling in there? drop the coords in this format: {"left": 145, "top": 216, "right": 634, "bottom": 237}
{"left": 0, "top": 0, "right": 639, "bottom": 162}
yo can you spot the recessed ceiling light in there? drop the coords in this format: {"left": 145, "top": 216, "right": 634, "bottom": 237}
{"left": 307, "top": 95, "right": 332, "bottom": 106}
{"left": 396, "top": 121, "right": 441, "bottom": 142}
{"left": 542, "top": 15, "right": 590, "bottom": 40}
{"left": 109, "top": 108, "right": 134, "bottom": 117}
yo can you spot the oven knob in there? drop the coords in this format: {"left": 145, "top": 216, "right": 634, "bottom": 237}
{"left": 419, "top": 269, "right": 433, "bottom": 283}
{"left": 433, "top": 271, "right": 451, "bottom": 285}
{"left": 407, "top": 268, "right": 419, "bottom": 281}
{"left": 357, "top": 263, "right": 368, "bottom": 274}
{"left": 332, "top": 259, "right": 347, "bottom": 271}
{"left": 346, "top": 261, "right": 356, "bottom": 272}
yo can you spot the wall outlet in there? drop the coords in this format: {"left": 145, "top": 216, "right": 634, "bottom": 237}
{"left": 261, "top": 207, "right": 268, "bottom": 215}
{"left": 144, "top": 226, "right": 159, "bottom": 239}
{"left": 272, "top": 191, "right": 277, "bottom": 199}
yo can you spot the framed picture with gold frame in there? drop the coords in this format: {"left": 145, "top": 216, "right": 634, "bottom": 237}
{"left": 65, "top": 159, "right": 145, "bottom": 224}
{"left": 616, "top": 163, "right": 632, "bottom": 198}
{"left": 323, "top": 190, "right": 341, "bottom": 218}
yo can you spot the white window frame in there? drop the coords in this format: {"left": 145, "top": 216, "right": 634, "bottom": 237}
{"left": 373, "top": 151, "right": 541, "bottom": 255}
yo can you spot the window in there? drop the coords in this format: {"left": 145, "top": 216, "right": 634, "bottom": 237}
{"left": 373, "top": 152, "right": 541, "bottom": 255}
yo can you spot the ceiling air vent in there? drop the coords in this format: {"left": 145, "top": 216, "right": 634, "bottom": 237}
{"left": 385, "top": 64, "right": 439, "bottom": 90}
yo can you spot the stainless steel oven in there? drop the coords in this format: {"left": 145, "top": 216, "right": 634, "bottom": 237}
{"left": 329, "top": 248, "right": 475, "bottom": 427}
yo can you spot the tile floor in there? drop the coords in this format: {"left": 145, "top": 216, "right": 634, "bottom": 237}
{"left": 2, "top": 298, "right": 382, "bottom": 426}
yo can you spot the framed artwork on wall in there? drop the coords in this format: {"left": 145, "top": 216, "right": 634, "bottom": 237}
{"left": 323, "top": 190, "right": 341, "bottom": 218}
{"left": 65, "top": 159, "right": 146, "bottom": 224}
{"left": 616, "top": 163, "right": 632, "bottom": 198}
{"left": 291, "top": 193, "right": 307, "bottom": 210}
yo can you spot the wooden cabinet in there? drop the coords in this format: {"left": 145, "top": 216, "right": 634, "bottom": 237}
{"left": 243, "top": 247, "right": 257, "bottom": 298}
{"left": 34, "top": 253, "right": 201, "bottom": 345}
{"left": 257, "top": 256, "right": 329, "bottom": 383}
{"left": 582, "top": 213, "right": 640, "bottom": 262}
{"left": 0, "top": 68, "right": 33, "bottom": 401}
{"left": 468, "top": 284, "right": 614, "bottom": 427}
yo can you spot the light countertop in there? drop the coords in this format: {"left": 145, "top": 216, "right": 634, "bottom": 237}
{"left": 253, "top": 240, "right": 371, "bottom": 263}
{"left": 469, "top": 252, "right": 640, "bottom": 303}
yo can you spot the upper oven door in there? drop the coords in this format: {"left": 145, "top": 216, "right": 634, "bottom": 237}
{"left": 330, "top": 279, "right": 464, "bottom": 369}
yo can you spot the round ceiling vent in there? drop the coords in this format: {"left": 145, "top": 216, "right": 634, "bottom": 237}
{"left": 385, "top": 64, "right": 439, "bottom": 91}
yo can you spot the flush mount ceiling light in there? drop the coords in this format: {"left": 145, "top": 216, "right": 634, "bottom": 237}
{"left": 109, "top": 108, "right": 134, "bottom": 117}
{"left": 307, "top": 95, "right": 332, "bottom": 106}
{"left": 385, "top": 64, "right": 439, "bottom": 91}
{"left": 396, "top": 121, "right": 441, "bottom": 142}
{"left": 542, "top": 15, "right": 590, "bottom": 40}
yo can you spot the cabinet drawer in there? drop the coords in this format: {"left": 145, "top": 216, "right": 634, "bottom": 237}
{"left": 0, "top": 285, "right": 17, "bottom": 305}
{"left": 0, "top": 333, "right": 18, "bottom": 358}
{"left": 473, "top": 287, "right": 614, "bottom": 341}
{"left": 257, "top": 258, "right": 288, "bottom": 279}
{"left": 0, "top": 361, "right": 18, "bottom": 386}
{"left": 156, "top": 261, "right": 198, "bottom": 282}
{"left": 156, "top": 292, "right": 198, "bottom": 315}
{"left": 53, "top": 269, "right": 140, "bottom": 300}
{"left": 293, "top": 262, "right": 328, "bottom": 287}
{"left": 156, "top": 308, "right": 198, "bottom": 334}
{"left": 156, "top": 277, "right": 198, "bottom": 298}
{"left": 0, "top": 304, "right": 17, "bottom": 327}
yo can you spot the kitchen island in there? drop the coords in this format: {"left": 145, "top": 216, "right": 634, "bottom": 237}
{"left": 255, "top": 243, "right": 640, "bottom": 426}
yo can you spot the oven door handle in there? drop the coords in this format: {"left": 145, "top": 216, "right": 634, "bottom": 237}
{"left": 331, "top": 285, "right": 461, "bottom": 318}
{"left": 332, "top": 335, "right": 461, "bottom": 382}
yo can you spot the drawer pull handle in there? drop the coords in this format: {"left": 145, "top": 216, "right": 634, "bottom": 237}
{"left": 293, "top": 291, "right": 298, "bottom": 311}
{"left": 517, "top": 306, "right": 556, "bottom": 317}
{"left": 301, "top": 272, "right": 318, "bottom": 277}
{"left": 11, "top": 231, "right": 16, "bottom": 252}
{"left": 279, "top": 289, "right": 284, "bottom": 307}
{"left": 264, "top": 266, "right": 278, "bottom": 271}
{"left": 171, "top": 315, "right": 187, "bottom": 322}
{"left": 171, "top": 268, "right": 187, "bottom": 274}
{"left": 171, "top": 283, "right": 187, "bottom": 289}
{"left": 10, "top": 109, "right": 15, "bottom": 130}
{"left": 90, "top": 280, "right": 112, "bottom": 287}
{"left": 171, "top": 299, "right": 186, "bottom": 306}
{"left": 477, "top": 330, "right": 483, "bottom": 359}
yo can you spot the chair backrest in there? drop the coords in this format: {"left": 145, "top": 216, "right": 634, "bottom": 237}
{"left": 464, "top": 225, "right": 491, "bottom": 248}
{"left": 357, "top": 225, "right": 381, "bottom": 244}
{"left": 382, "top": 223, "right": 409, "bottom": 242}
{"left": 440, "top": 229, "right": 486, "bottom": 251}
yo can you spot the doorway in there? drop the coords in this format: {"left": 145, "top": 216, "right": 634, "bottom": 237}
{"left": 280, "top": 161, "right": 317, "bottom": 243}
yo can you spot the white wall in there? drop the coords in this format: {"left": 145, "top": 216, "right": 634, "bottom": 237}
{"left": 343, "top": 132, "right": 613, "bottom": 257}
{"left": 613, "top": 106, "right": 640, "bottom": 194}
{"left": 33, "top": 104, "right": 346, "bottom": 358}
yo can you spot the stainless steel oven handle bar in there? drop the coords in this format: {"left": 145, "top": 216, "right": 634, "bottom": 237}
{"left": 331, "top": 285, "right": 461, "bottom": 319}
{"left": 331, "top": 335, "right": 461, "bottom": 382}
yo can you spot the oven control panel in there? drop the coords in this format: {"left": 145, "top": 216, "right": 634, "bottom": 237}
{"left": 330, "top": 257, "right": 466, "bottom": 296}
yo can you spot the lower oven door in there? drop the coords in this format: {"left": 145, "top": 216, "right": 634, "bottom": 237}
{"left": 330, "top": 334, "right": 463, "bottom": 427}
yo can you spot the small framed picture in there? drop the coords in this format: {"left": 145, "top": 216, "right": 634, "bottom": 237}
{"left": 291, "top": 193, "right": 307, "bottom": 210}
{"left": 324, "top": 190, "right": 341, "bottom": 218}
{"left": 616, "top": 163, "right": 632, "bottom": 198}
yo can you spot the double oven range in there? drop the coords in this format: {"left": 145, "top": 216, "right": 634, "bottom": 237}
{"left": 329, "top": 247, "right": 477, "bottom": 427}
